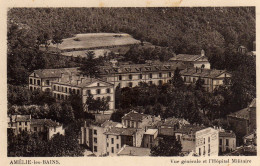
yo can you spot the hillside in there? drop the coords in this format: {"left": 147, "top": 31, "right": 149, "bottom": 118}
{"left": 8, "top": 7, "right": 255, "bottom": 53}
{"left": 7, "top": 7, "right": 255, "bottom": 86}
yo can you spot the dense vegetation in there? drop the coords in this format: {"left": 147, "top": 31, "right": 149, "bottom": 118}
{"left": 8, "top": 128, "right": 84, "bottom": 157}
{"left": 150, "top": 135, "right": 182, "bottom": 156}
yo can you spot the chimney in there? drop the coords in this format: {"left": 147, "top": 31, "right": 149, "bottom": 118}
{"left": 61, "top": 73, "right": 64, "bottom": 78}
{"left": 201, "top": 49, "right": 205, "bottom": 57}
{"left": 196, "top": 67, "right": 198, "bottom": 73}
{"left": 77, "top": 80, "right": 81, "bottom": 85}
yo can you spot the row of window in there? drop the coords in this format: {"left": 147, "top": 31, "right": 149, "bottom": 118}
{"left": 219, "top": 139, "right": 229, "bottom": 146}
{"left": 18, "top": 126, "right": 42, "bottom": 132}
{"left": 53, "top": 93, "right": 111, "bottom": 102}
{"left": 54, "top": 93, "right": 69, "bottom": 100}
{"left": 87, "top": 88, "right": 111, "bottom": 95}
{"left": 119, "top": 80, "right": 165, "bottom": 88}
{"left": 95, "top": 146, "right": 118, "bottom": 154}
{"left": 118, "top": 72, "right": 172, "bottom": 81}
{"left": 29, "top": 78, "right": 41, "bottom": 86}
{"left": 183, "top": 76, "right": 211, "bottom": 84}
{"left": 106, "top": 136, "right": 119, "bottom": 142}
{"left": 18, "top": 122, "right": 28, "bottom": 126}
{"left": 53, "top": 85, "right": 81, "bottom": 94}
{"left": 198, "top": 144, "right": 211, "bottom": 156}
{"left": 53, "top": 85, "right": 111, "bottom": 96}
{"left": 183, "top": 76, "right": 222, "bottom": 86}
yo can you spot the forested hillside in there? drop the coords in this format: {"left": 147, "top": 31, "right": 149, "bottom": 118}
{"left": 7, "top": 7, "right": 255, "bottom": 85}
{"left": 8, "top": 8, "right": 255, "bottom": 52}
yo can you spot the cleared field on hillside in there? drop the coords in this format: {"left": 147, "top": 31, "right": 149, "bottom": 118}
{"left": 48, "top": 33, "right": 141, "bottom": 50}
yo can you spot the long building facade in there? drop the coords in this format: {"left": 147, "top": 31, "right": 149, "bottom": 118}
{"left": 99, "top": 61, "right": 187, "bottom": 88}
{"left": 180, "top": 67, "right": 231, "bottom": 92}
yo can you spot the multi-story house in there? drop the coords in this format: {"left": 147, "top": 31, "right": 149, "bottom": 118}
{"left": 121, "top": 110, "right": 161, "bottom": 129}
{"left": 104, "top": 127, "right": 145, "bottom": 156}
{"left": 180, "top": 67, "right": 231, "bottom": 92}
{"left": 99, "top": 61, "right": 186, "bottom": 88}
{"left": 227, "top": 98, "right": 256, "bottom": 141}
{"left": 7, "top": 115, "right": 64, "bottom": 140}
{"left": 174, "top": 125, "right": 219, "bottom": 156}
{"left": 8, "top": 115, "right": 31, "bottom": 134}
{"left": 30, "top": 119, "right": 65, "bottom": 140}
{"left": 51, "top": 73, "right": 115, "bottom": 111}
{"left": 29, "top": 68, "right": 78, "bottom": 92}
{"left": 142, "top": 129, "right": 158, "bottom": 149}
{"left": 218, "top": 130, "right": 236, "bottom": 154}
{"left": 80, "top": 120, "right": 123, "bottom": 156}
{"left": 169, "top": 50, "right": 211, "bottom": 69}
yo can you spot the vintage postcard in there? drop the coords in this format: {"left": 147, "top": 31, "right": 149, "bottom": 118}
{"left": 0, "top": 0, "right": 259, "bottom": 166}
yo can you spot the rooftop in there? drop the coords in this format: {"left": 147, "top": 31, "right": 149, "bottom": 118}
{"left": 117, "top": 145, "right": 150, "bottom": 156}
{"left": 11, "top": 115, "right": 31, "bottom": 122}
{"left": 122, "top": 111, "right": 149, "bottom": 122}
{"left": 160, "top": 117, "right": 190, "bottom": 127}
{"left": 144, "top": 129, "right": 158, "bottom": 135}
{"left": 52, "top": 74, "right": 113, "bottom": 88}
{"left": 175, "top": 125, "right": 207, "bottom": 134}
{"left": 180, "top": 67, "right": 228, "bottom": 78}
{"left": 104, "top": 127, "right": 137, "bottom": 136}
{"left": 31, "top": 119, "right": 61, "bottom": 127}
{"left": 99, "top": 61, "right": 186, "bottom": 75}
{"left": 101, "top": 120, "right": 123, "bottom": 128}
{"left": 219, "top": 131, "right": 236, "bottom": 138}
{"left": 227, "top": 108, "right": 250, "bottom": 120}
{"left": 33, "top": 67, "right": 79, "bottom": 78}
{"left": 170, "top": 54, "right": 206, "bottom": 62}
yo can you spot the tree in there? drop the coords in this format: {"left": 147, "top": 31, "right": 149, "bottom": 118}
{"left": 51, "top": 30, "right": 63, "bottom": 49}
{"left": 79, "top": 51, "right": 101, "bottom": 78}
{"left": 85, "top": 94, "right": 109, "bottom": 114}
{"left": 172, "top": 67, "right": 184, "bottom": 88}
{"left": 46, "top": 133, "right": 84, "bottom": 157}
{"left": 195, "top": 77, "right": 205, "bottom": 91}
{"left": 110, "top": 109, "right": 130, "bottom": 123}
{"left": 150, "top": 135, "right": 182, "bottom": 156}
{"left": 67, "top": 94, "right": 84, "bottom": 119}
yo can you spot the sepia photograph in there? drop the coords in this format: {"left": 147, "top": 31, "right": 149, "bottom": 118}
{"left": 6, "top": 7, "right": 256, "bottom": 158}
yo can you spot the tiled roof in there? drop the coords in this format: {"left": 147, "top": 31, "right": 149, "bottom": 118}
{"left": 180, "top": 67, "right": 228, "bottom": 78}
{"left": 117, "top": 145, "right": 150, "bottom": 156}
{"left": 12, "top": 115, "right": 31, "bottom": 122}
{"left": 170, "top": 54, "right": 204, "bottom": 62}
{"left": 104, "top": 127, "right": 137, "bottom": 136}
{"left": 99, "top": 61, "right": 186, "bottom": 75}
{"left": 101, "top": 120, "right": 123, "bottom": 128}
{"left": 175, "top": 125, "right": 207, "bottom": 134}
{"left": 52, "top": 75, "right": 113, "bottom": 88}
{"left": 122, "top": 111, "right": 149, "bottom": 121}
{"left": 33, "top": 67, "right": 79, "bottom": 78}
{"left": 227, "top": 108, "right": 250, "bottom": 120}
{"left": 160, "top": 117, "right": 190, "bottom": 127}
{"left": 31, "top": 119, "right": 60, "bottom": 127}
{"left": 219, "top": 131, "right": 236, "bottom": 138}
